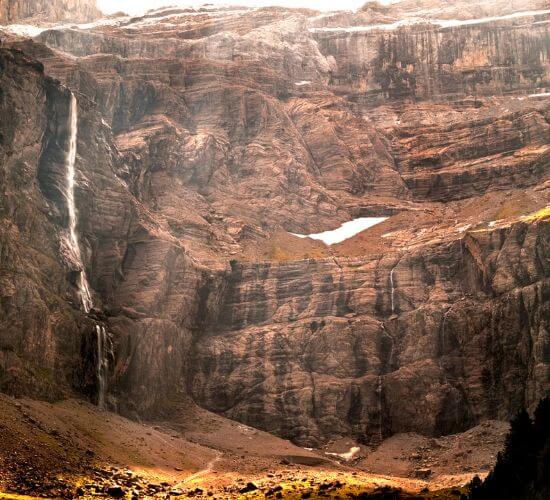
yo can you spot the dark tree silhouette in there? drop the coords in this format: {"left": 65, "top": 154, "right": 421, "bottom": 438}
{"left": 468, "top": 397, "right": 550, "bottom": 500}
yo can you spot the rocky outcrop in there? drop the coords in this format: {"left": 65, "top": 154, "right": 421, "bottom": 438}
{"left": 312, "top": 11, "right": 550, "bottom": 101}
{"left": 0, "top": 3, "right": 548, "bottom": 446}
{"left": 380, "top": 0, "right": 549, "bottom": 21}
{"left": 0, "top": 0, "right": 100, "bottom": 24}
{"left": 0, "top": 44, "right": 209, "bottom": 415}
{"left": 190, "top": 219, "right": 549, "bottom": 445}
{"left": 0, "top": 47, "right": 97, "bottom": 400}
{"left": 387, "top": 100, "right": 550, "bottom": 201}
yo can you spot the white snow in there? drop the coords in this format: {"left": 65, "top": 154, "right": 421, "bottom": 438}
{"left": 1, "top": 7, "right": 248, "bottom": 37}
{"left": 2, "top": 24, "right": 47, "bottom": 37}
{"left": 2, "top": 18, "right": 126, "bottom": 36}
{"left": 295, "top": 80, "right": 312, "bottom": 86}
{"left": 72, "top": 17, "right": 129, "bottom": 30}
{"left": 98, "top": 1, "right": 258, "bottom": 16}
{"left": 528, "top": 92, "right": 550, "bottom": 98}
{"left": 119, "top": 8, "right": 249, "bottom": 29}
{"left": 326, "top": 446, "right": 361, "bottom": 461}
{"left": 309, "top": 9, "right": 550, "bottom": 33}
{"left": 457, "top": 224, "right": 471, "bottom": 233}
{"left": 291, "top": 217, "right": 387, "bottom": 245}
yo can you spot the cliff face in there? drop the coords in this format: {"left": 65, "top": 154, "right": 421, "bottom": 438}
{"left": 190, "top": 219, "right": 548, "bottom": 445}
{"left": 0, "top": 44, "right": 207, "bottom": 414}
{"left": 0, "top": 0, "right": 100, "bottom": 24}
{"left": 0, "top": 48, "right": 101, "bottom": 400}
{"left": 312, "top": 13, "right": 549, "bottom": 101}
{"left": 0, "top": 2, "right": 548, "bottom": 445}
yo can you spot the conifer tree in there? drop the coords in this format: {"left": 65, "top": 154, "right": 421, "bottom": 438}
{"left": 468, "top": 398, "right": 550, "bottom": 500}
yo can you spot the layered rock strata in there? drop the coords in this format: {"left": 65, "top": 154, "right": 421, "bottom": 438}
{"left": 0, "top": 0, "right": 100, "bottom": 24}
{"left": 190, "top": 218, "right": 549, "bottom": 444}
{"left": 0, "top": 2, "right": 548, "bottom": 445}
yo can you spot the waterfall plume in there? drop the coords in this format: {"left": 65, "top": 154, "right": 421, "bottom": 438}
{"left": 64, "top": 93, "right": 93, "bottom": 313}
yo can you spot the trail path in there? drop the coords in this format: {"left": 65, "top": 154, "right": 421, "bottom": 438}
{"left": 172, "top": 453, "right": 223, "bottom": 488}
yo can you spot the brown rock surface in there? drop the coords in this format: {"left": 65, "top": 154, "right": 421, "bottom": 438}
{"left": 0, "top": 0, "right": 548, "bottom": 456}
{"left": 0, "top": 0, "right": 100, "bottom": 24}
{"left": 0, "top": 47, "right": 94, "bottom": 401}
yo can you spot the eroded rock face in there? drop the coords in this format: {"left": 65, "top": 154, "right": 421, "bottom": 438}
{"left": 190, "top": 220, "right": 549, "bottom": 445}
{"left": 0, "top": 2, "right": 548, "bottom": 444}
{"left": 312, "top": 13, "right": 549, "bottom": 101}
{"left": 0, "top": 0, "right": 100, "bottom": 24}
{"left": 0, "top": 48, "right": 101, "bottom": 400}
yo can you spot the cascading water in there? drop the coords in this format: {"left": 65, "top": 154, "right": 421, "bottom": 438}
{"left": 437, "top": 306, "right": 453, "bottom": 377}
{"left": 64, "top": 93, "right": 93, "bottom": 313}
{"left": 63, "top": 93, "right": 110, "bottom": 407}
{"left": 95, "top": 325, "right": 111, "bottom": 408}
{"left": 389, "top": 266, "right": 397, "bottom": 315}
{"left": 377, "top": 375, "right": 384, "bottom": 442}
{"left": 381, "top": 324, "right": 395, "bottom": 371}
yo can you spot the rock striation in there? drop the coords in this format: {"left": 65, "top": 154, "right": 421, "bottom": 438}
{"left": 190, "top": 218, "right": 548, "bottom": 444}
{"left": 311, "top": 11, "right": 549, "bottom": 101}
{"left": 0, "top": 47, "right": 96, "bottom": 400}
{"left": 0, "top": 1, "right": 548, "bottom": 445}
{"left": 0, "top": 0, "right": 101, "bottom": 24}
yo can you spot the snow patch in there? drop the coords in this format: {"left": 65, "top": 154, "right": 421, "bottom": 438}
{"left": 291, "top": 217, "right": 387, "bottom": 245}
{"left": 2, "top": 17, "right": 126, "bottom": 36}
{"left": 326, "top": 446, "right": 361, "bottom": 461}
{"left": 2, "top": 24, "right": 47, "bottom": 37}
{"left": 2, "top": 7, "right": 249, "bottom": 37}
{"left": 71, "top": 17, "right": 129, "bottom": 30}
{"left": 309, "top": 9, "right": 550, "bottom": 33}
{"left": 295, "top": 80, "right": 312, "bottom": 86}
{"left": 528, "top": 92, "right": 550, "bottom": 98}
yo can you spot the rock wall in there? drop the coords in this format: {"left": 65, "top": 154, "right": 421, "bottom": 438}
{"left": 0, "top": 4, "right": 549, "bottom": 445}
{"left": 312, "top": 12, "right": 550, "bottom": 101}
{"left": 0, "top": 48, "right": 97, "bottom": 400}
{"left": 390, "top": 102, "right": 550, "bottom": 201}
{"left": 190, "top": 220, "right": 549, "bottom": 445}
{"left": 0, "top": 44, "right": 210, "bottom": 415}
{"left": 0, "top": 0, "right": 100, "bottom": 24}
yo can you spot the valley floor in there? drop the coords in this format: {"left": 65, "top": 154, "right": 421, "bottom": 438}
{"left": 0, "top": 395, "right": 507, "bottom": 499}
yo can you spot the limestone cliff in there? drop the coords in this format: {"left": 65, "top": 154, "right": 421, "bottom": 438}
{"left": 191, "top": 219, "right": 549, "bottom": 445}
{"left": 0, "top": 0, "right": 101, "bottom": 24}
{"left": 0, "top": 2, "right": 548, "bottom": 446}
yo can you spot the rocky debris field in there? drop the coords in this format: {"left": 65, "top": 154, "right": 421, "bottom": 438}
{"left": 0, "top": 395, "right": 509, "bottom": 499}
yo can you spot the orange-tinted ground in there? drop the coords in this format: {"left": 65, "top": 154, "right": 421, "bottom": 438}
{"left": 0, "top": 394, "right": 508, "bottom": 499}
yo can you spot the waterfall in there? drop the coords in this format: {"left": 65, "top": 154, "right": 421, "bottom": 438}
{"left": 387, "top": 332, "right": 395, "bottom": 371}
{"left": 381, "top": 324, "right": 395, "bottom": 372}
{"left": 95, "top": 325, "right": 111, "bottom": 408}
{"left": 64, "top": 93, "right": 93, "bottom": 313}
{"left": 377, "top": 375, "right": 384, "bottom": 442}
{"left": 63, "top": 94, "right": 109, "bottom": 407}
{"left": 389, "top": 266, "right": 396, "bottom": 315}
{"left": 441, "top": 311, "right": 447, "bottom": 353}
{"left": 439, "top": 307, "right": 451, "bottom": 372}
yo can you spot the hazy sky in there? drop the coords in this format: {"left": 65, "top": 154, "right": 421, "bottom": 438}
{"left": 97, "top": 0, "right": 398, "bottom": 16}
